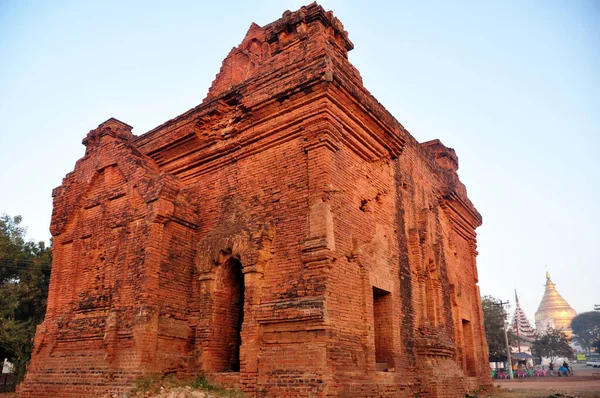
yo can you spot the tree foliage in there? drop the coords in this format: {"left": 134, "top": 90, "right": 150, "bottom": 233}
{"left": 531, "top": 327, "right": 573, "bottom": 363}
{"left": 481, "top": 295, "right": 512, "bottom": 362}
{"left": 571, "top": 311, "right": 600, "bottom": 354}
{"left": 0, "top": 214, "right": 51, "bottom": 381}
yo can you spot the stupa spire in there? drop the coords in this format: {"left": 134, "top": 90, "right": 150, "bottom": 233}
{"left": 534, "top": 270, "right": 577, "bottom": 337}
{"left": 511, "top": 289, "right": 536, "bottom": 344}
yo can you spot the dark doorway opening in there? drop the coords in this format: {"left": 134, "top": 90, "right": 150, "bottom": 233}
{"left": 214, "top": 255, "right": 245, "bottom": 372}
{"left": 462, "top": 319, "right": 476, "bottom": 376}
{"left": 226, "top": 257, "right": 244, "bottom": 371}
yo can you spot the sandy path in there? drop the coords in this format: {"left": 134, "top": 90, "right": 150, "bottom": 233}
{"left": 492, "top": 364, "right": 600, "bottom": 397}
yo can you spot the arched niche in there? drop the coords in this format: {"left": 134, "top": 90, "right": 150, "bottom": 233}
{"left": 212, "top": 250, "right": 245, "bottom": 372}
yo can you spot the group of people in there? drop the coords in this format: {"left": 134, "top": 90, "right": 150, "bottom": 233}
{"left": 548, "top": 361, "right": 573, "bottom": 376}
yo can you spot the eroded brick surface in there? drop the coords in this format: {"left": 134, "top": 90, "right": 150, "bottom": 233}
{"left": 21, "top": 4, "right": 491, "bottom": 397}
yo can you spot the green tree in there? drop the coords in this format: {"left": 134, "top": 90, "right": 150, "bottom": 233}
{"left": 0, "top": 214, "right": 51, "bottom": 382}
{"left": 571, "top": 311, "right": 600, "bottom": 354}
{"left": 481, "top": 295, "right": 513, "bottom": 362}
{"left": 531, "top": 327, "right": 573, "bottom": 363}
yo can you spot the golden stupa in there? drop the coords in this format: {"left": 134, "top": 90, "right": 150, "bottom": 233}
{"left": 534, "top": 271, "right": 577, "bottom": 337}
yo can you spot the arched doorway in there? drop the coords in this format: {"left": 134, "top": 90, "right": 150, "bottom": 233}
{"left": 214, "top": 255, "right": 245, "bottom": 371}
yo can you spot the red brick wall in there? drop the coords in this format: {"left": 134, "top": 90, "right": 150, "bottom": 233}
{"left": 20, "top": 120, "right": 199, "bottom": 397}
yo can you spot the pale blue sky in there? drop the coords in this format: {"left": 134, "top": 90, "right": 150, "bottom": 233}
{"left": 1, "top": 0, "right": 598, "bottom": 325}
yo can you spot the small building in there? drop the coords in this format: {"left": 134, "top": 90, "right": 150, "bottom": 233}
{"left": 1, "top": 359, "right": 13, "bottom": 374}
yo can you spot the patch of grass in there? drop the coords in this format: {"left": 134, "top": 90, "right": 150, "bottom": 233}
{"left": 187, "top": 374, "right": 211, "bottom": 390}
{"left": 131, "top": 373, "right": 165, "bottom": 395}
{"left": 131, "top": 373, "right": 245, "bottom": 398}
{"left": 188, "top": 374, "right": 245, "bottom": 398}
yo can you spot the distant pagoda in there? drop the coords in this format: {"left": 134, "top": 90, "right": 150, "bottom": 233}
{"left": 510, "top": 289, "right": 535, "bottom": 352}
{"left": 534, "top": 271, "right": 577, "bottom": 337}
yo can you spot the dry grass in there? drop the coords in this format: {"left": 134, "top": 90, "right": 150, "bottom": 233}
{"left": 130, "top": 374, "right": 245, "bottom": 398}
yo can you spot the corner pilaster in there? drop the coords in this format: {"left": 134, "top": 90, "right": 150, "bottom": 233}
{"left": 301, "top": 115, "right": 341, "bottom": 268}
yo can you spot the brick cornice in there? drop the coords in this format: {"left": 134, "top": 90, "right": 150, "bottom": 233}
{"left": 133, "top": 52, "right": 406, "bottom": 179}
{"left": 255, "top": 297, "right": 325, "bottom": 325}
{"left": 439, "top": 192, "right": 482, "bottom": 243}
{"left": 135, "top": 93, "right": 404, "bottom": 182}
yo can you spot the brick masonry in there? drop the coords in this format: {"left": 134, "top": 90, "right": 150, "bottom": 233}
{"left": 20, "top": 3, "right": 492, "bottom": 397}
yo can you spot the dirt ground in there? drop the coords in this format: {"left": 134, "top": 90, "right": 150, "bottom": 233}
{"left": 485, "top": 363, "right": 600, "bottom": 398}
{"left": 2, "top": 364, "right": 599, "bottom": 397}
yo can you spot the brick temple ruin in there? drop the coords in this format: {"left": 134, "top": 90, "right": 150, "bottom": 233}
{"left": 21, "top": 4, "right": 491, "bottom": 397}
